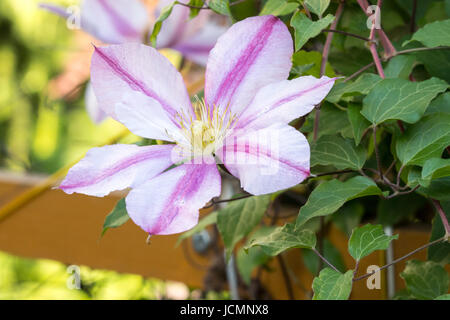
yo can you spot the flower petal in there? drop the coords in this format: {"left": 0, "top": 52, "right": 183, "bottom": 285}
{"left": 217, "top": 123, "right": 310, "bottom": 195}
{"left": 85, "top": 82, "right": 107, "bottom": 124}
{"left": 204, "top": 15, "right": 293, "bottom": 115}
{"left": 39, "top": 3, "right": 70, "bottom": 19}
{"left": 237, "top": 76, "right": 336, "bottom": 130}
{"left": 60, "top": 144, "right": 175, "bottom": 197}
{"left": 125, "top": 161, "right": 221, "bottom": 235}
{"left": 81, "top": 0, "right": 148, "bottom": 44}
{"left": 90, "top": 43, "right": 193, "bottom": 126}
{"left": 115, "top": 90, "right": 187, "bottom": 142}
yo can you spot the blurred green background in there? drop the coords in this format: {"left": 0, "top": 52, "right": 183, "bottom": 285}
{"left": 0, "top": 0, "right": 211, "bottom": 300}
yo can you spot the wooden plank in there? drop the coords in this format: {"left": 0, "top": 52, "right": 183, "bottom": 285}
{"left": 0, "top": 174, "right": 438, "bottom": 299}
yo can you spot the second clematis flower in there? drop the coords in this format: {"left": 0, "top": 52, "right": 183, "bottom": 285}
{"left": 59, "top": 15, "right": 336, "bottom": 236}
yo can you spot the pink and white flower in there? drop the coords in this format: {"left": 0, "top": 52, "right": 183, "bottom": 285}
{"left": 59, "top": 15, "right": 335, "bottom": 236}
{"left": 40, "top": 0, "right": 228, "bottom": 123}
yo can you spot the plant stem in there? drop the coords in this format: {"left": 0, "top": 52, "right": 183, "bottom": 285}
{"left": 277, "top": 255, "right": 295, "bottom": 300}
{"left": 396, "top": 46, "right": 450, "bottom": 55}
{"left": 410, "top": 0, "right": 417, "bottom": 33}
{"left": 373, "top": 125, "right": 383, "bottom": 181}
{"left": 353, "top": 236, "right": 447, "bottom": 281}
{"left": 322, "top": 29, "right": 370, "bottom": 42}
{"left": 431, "top": 199, "right": 450, "bottom": 238}
{"left": 312, "top": 248, "right": 340, "bottom": 273}
{"left": 344, "top": 62, "right": 375, "bottom": 82}
{"left": 203, "top": 193, "right": 252, "bottom": 209}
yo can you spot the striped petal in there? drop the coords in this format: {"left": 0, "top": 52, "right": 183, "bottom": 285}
{"left": 125, "top": 160, "right": 221, "bottom": 235}
{"left": 237, "top": 76, "right": 336, "bottom": 131}
{"left": 81, "top": 0, "right": 148, "bottom": 44}
{"left": 217, "top": 123, "right": 310, "bottom": 195}
{"left": 90, "top": 43, "right": 193, "bottom": 137}
{"left": 85, "top": 82, "right": 107, "bottom": 124}
{"left": 204, "top": 15, "right": 293, "bottom": 116}
{"left": 60, "top": 144, "right": 175, "bottom": 197}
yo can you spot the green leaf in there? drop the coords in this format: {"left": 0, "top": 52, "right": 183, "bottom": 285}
{"left": 312, "top": 268, "right": 353, "bottom": 300}
{"left": 246, "top": 223, "right": 316, "bottom": 256}
{"left": 290, "top": 12, "right": 334, "bottom": 51}
{"left": 418, "top": 177, "right": 450, "bottom": 201}
{"left": 400, "top": 260, "right": 449, "bottom": 300}
{"left": 404, "top": 19, "right": 450, "bottom": 47}
{"left": 415, "top": 49, "right": 450, "bottom": 83}
{"left": 384, "top": 55, "right": 416, "bottom": 79}
{"left": 310, "top": 135, "right": 366, "bottom": 170}
{"left": 208, "top": 0, "right": 232, "bottom": 16}
{"left": 326, "top": 73, "right": 382, "bottom": 103}
{"left": 426, "top": 92, "right": 450, "bottom": 115}
{"left": 149, "top": 1, "right": 177, "bottom": 47}
{"left": 304, "top": 0, "right": 330, "bottom": 18}
{"left": 296, "top": 176, "right": 383, "bottom": 227}
{"left": 396, "top": 113, "right": 450, "bottom": 166}
{"left": 421, "top": 158, "right": 450, "bottom": 186}
{"left": 236, "top": 226, "right": 274, "bottom": 285}
{"left": 260, "top": 0, "right": 298, "bottom": 16}
{"left": 101, "top": 199, "right": 129, "bottom": 236}
{"left": 291, "top": 50, "right": 336, "bottom": 78}
{"left": 187, "top": 0, "right": 204, "bottom": 18}
{"left": 377, "top": 193, "right": 426, "bottom": 226}
{"left": 428, "top": 201, "right": 450, "bottom": 265}
{"left": 217, "top": 195, "right": 271, "bottom": 260}
{"left": 347, "top": 104, "right": 371, "bottom": 145}
{"left": 303, "top": 103, "right": 352, "bottom": 140}
{"left": 435, "top": 294, "right": 450, "bottom": 300}
{"left": 361, "top": 78, "right": 448, "bottom": 125}
{"left": 177, "top": 212, "right": 217, "bottom": 245}
{"left": 348, "top": 224, "right": 398, "bottom": 261}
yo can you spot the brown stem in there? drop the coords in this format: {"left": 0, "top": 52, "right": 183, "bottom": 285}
{"left": 312, "top": 247, "right": 340, "bottom": 273}
{"left": 431, "top": 199, "right": 450, "bottom": 238}
{"left": 373, "top": 125, "right": 383, "bottom": 181}
{"left": 344, "top": 62, "right": 375, "bottom": 82}
{"left": 322, "top": 29, "right": 370, "bottom": 42}
{"left": 277, "top": 255, "right": 295, "bottom": 300}
{"left": 203, "top": 193, "right": 252, "bottom": 209}
{"left": 353, "top": 236, "right": 446, "bottom": 281}
{"left": 410, "top": 0, "right": 417, "bottom": 33}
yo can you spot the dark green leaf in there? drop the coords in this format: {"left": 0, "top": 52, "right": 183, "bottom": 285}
{"left": 296, "top": 176, "right": 383, "bottom": 227}
{"left": 208, "top": 0, "right": 232, "bottom": 16}
{"left": 347, "top": 104, "right": 371, "bottom": 145}
{"left": 404, "top": 19, "right": 450, "bottom": 47}
{"left": 290, "top": 12, "right": 334, "bottom": 51}
{"left": 101, "top": 199, "right": 129, "bottom": 236}
{"left": 260, "top": 0, "right": 298, "bottom": 16}
{"left": 384, "top": 55, "right": 416, "bottom": 79}
{"left": 326, "top": 73, "right": 382, "bottom": 103}
{"left": 348, "top": 224, "right": 398, "bottom": 261}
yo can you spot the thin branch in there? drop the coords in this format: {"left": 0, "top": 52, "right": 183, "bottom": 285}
{"left": 353, "top": 236, "right": 447, "bottom": 281}
{"left": 203, "top": 193, "right": 252, "bottom": 209}
{"left": 322, "top": 29, "right": 370, "bottom": 42}
{"left": 410, "top": 0, "right": 417, "bottom": 33}
{"left": 373, "top": 125, "right": 383, "bottom": 181}
{"left": 277, "top": 255, "right": 295, "bottom": 300}
{"left": 431, "top": 199, "right": 450, "bottom": 238}
{"left": 312, "top": 248, "right": 340, "bottom": 273}
{"left": 396, "top": 46, "right": 450, "bottom": 55}
{"left": 343, "top": 62, "right": 374, "bottom": 82}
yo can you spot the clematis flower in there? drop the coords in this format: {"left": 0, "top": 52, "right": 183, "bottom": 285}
{"left": 40, "top": 0, "right": 228, "bottom": 123}
{"left": 59, "top": 15, "right": 336, "bottom": 236}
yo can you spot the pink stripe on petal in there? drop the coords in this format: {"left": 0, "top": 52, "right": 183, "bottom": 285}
{"left": 97, "top": 0, "right": 141, "bottom": 38}
{"left": 60, "top": 144, "right": 175, "bottom": 197}
{"left": 217, "top": 123, "right": 310, "bottom": 195}
{"left": 237, "top": 76, "right": 336, "bottom": 130}
{"left": 126, "top": 160, "right": 221, "bottom": 235}
{"left": 205, "top": 15, "right": 293, "bottom": 116}
{"left": 39, "top": 3, "right": 70, "bottom": 19}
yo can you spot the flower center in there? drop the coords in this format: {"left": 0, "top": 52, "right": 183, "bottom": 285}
{"left": 175, "top": 97, "right": 237, "bottom": 156}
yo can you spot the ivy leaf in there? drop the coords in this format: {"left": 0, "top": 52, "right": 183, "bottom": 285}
{"left": 428, "top": 201, "right": 450, "bottom": 265}
{"left": 291, "top": 50, "right": 336, "bottom": 78}
{"left": 312, "top": 268, "right": 353, "bottom": 300}
{"left": 177, "top": 212, "right": 217, "bottom": 245}
{"left": 208, "top": 0, "right": 232, "bottom": 16}
{"left": 296, "top": 176, "right": 383, "bottom": 227}
{"left": 149, "top": 1, "right": 177, "bottom": 47}
{"left": 348, "top": 224, "right": 398, "bottom": 261}
{"left": 347, "top": 104, "right": 371, "bottom": 145}
{"left": 304, "top": 0, "right": 330, "bottom": 18}
{"left": 361, "top": 78, "right": 448, "bottom": 125}
{"left": 403, "top": 19, "right": 450, "bottom": 47}
{"left": 326, "top": 73, "right": 382, "bottom": 103}
{"left": 246, "top": 223, "right": 316, "bottom": 256}
{"left": 217, "top": 195, "right": 271, "bottom": 260}
{"left": 421, "top": 158, "right": 450, "bottom": 186}
{"left": 260, "top": 0, "right": 299, "bottom": 16}
{"left": 290, "top": 12, "right": 334, "bottom": 51}
{"left": 384, "top": 55, "right": 416, "bottom": 79}
{"left": 187, "top": 0, "right": 204, "bottom": 18}
{"left": 396, "top": 113, "right": 450, "bottom": 166}
{"left": 400, "top": 260, "right": 449, "bottom": 300}
{"left": 101, "top": 199, "right": 129, "bottom": 236}
{"left": 310, "top": 135, "right": 366, "bottom": 170}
